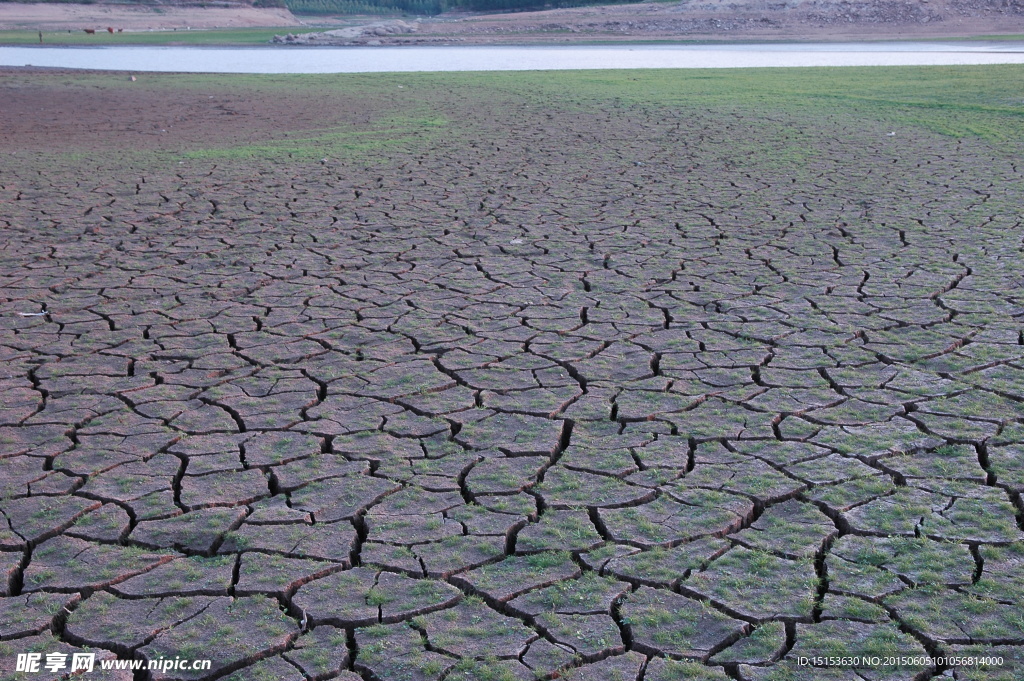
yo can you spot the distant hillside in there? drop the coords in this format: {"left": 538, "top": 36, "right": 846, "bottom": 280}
{"left": 1, "top": 0, "right": 1020, "bottom": 23}
{"left": 0, "top": 0, "right": 650, "bottom": 17}
{"left": 0, "top": 1, "right": 297, "bottom": 30}
{"left": 282, "top": 0, "right": 646, "bottom": 15}
{"left": 0, "top": 0, "right": 1019, "bottom": 31}
{"left": 279, "top": 0, "right": 1024, "bottom": 45}
{"left": 270, "top": 0, "right": 1024, "bottom": 18}
{"left": 0, "top": 0, "right": 654, "bottom": 15}
{"left": 0, "top": 0, "right": 286, "bottom": 7}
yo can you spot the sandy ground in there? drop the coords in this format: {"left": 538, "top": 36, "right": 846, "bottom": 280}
{"left": 0, "top": 3, "right": 299, "bottom": 30}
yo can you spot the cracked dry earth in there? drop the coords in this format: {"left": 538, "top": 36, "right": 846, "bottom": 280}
{"left": 1, "top": 71, "right": 1024, "bottom": 681}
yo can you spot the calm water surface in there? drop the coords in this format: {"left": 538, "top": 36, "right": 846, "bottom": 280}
{"left": 2, "top": 42, "right": 1023, "bottom": 73}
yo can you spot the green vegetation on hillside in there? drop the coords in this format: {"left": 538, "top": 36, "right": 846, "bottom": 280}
{"left": 285, "top": 0, "right": 437, "bottom": 14}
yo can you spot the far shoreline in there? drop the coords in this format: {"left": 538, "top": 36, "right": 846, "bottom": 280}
{"left": 3, "top": 1, "right": 1024, "bottom": 47}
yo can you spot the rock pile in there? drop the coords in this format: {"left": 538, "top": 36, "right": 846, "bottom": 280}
{"left": 273, "top": 20, "right": 417, "bottom": 44}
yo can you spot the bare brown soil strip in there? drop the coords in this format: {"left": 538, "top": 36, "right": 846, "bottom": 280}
{"left": 0, "top": 71, "right": 383, "bottom": 152}
{"left": 0, "top": 3, "right": 298, "bottom": 31}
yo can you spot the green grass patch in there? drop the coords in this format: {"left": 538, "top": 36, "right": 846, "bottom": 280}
{"left": 422, "top": 65, "right": 1024, "bottom": 147}
{"left": 180, "top": 114, "right": 448, "bottom": 160}
{"left": 0, "top": 27, "right": 296, "bottom": 46}
{"left": 212, "top": 65, "right": 1024, "bottom": 150}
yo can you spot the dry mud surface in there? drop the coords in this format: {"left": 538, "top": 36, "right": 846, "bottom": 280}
{"left": 1, "top": 70, "right": 1023, "bottom": 680}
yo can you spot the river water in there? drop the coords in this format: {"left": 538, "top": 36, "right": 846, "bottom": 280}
{"left": 2, "top": 41, "right": 1023, "bottom": 73}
